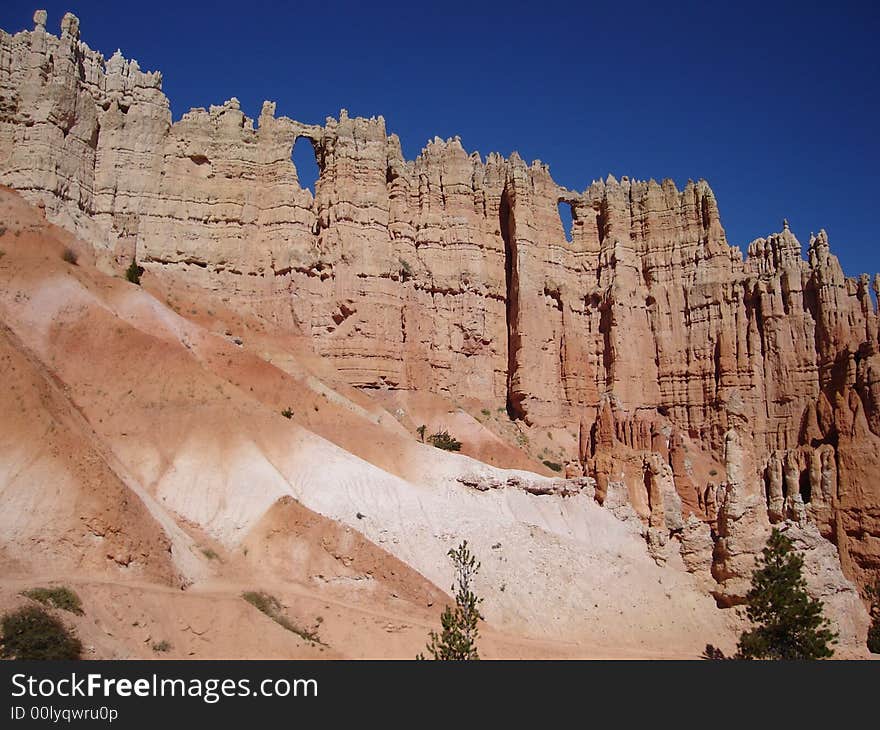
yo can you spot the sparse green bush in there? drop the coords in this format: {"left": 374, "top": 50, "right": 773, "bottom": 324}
{"left": 428, "top": 429, "right": 462, "bottom": 452}
{"left": 399, "top": 258, "right": 413, "bottom": 282}
{"left": 542, "top": 460, "right": 563, "bottom": 473}
{"left": 480, "top": 408, "right": 491, "bottom": 418}
{"left": 419, "top": 541, "right": 483, "bottom": 660}
{"left": 281, "top": 407, "right": 294, "bottom": 419}
{"left": 242, "top": 591, "right": 322, "bottom": 644}
{"left": 1, "top": 606, "right": 82, "bottom": 660}
{"left": 125, "top": 260, "right": 144, "bottom": 285}
{"left": 22, "top": 586, "right": 84, "bottom": 615}
{"left": 152, "top": 640, "right": 172, "bottom": 653}
{"left": 242, "top": 590, "right": 280, "bottom": 616}
{"left": 201, "top": 548, "right": 219, "bottom": 561}
{"left": 417, "top": 424, "right": 427, "bottom": 442}
{"left": 61, "top": 247, "right": 78, "bottom": 265}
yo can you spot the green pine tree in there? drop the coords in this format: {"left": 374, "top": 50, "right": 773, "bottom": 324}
{"left": 737, "top": 528, "right": 837, "bottom": 660}
{"left": 419, "top": 541, "right": 483, "bottom": 660}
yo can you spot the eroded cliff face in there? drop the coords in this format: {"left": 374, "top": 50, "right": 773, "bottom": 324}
{"left": 1, "top": 12, "right": 878, "bottom": 597}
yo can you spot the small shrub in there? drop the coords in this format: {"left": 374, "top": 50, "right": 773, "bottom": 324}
{"left": 1, "top": 606, "right": 82, "bottom": 660}
{"left": 281, "top": 407, "right": 294, "bottom": 419}
{"left": 428, "top": 429, "right": 462, "bottom": 452}
{"left": 242, "top": 591, "right": 323, "bottom": 644}
{"left": 61, "top": 247, "right": 78, "bottom": 265}
{"left": 242, "top": 590, "right": 281, "bottom": 616}
{"left": 709, "top": 469, "right": 718, "bottom": 477}
{"left": 480, "top": 408, "right": 491, "bottom": 418}
{"left": 22, "top": 586, "right": 83, "bottom": 615}
{"left": 125, "top": 260, "right": 144, "bottom": 285}
{"left": 152, "top": 640, "right": 172, "bottom": 653}
{"left": 399, "top": 258, "right": 413, "bottom": 282}
{"left": 416, "top": 424, "right": 427, "bottom": 442}
{"left": 542, "top": 460, "right": 563, "bottom": 473}
{"left": 201, "top": 548, "right": 219, "bottom": 561}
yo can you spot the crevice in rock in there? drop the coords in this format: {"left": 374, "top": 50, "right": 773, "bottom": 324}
{"left": 599, "top": 297, "right": 614, "bottom": 390}
{"left": 501, "top": 187, "right": 524, "bottom": 420}
{"left": 595, "top": 200, "right": 608, "bottom": 246}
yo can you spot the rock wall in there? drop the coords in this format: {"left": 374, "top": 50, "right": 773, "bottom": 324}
{"left": 1, "top": 11, "right": 878, "bottom": 592}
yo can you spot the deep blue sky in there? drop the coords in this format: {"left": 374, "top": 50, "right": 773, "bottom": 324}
{"left": 3, "top": 1, "right": 878, "bottom": 277}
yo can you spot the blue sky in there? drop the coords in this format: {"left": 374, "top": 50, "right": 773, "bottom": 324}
{"left": 3, "top": 1, "right": 878, "bottom": 277}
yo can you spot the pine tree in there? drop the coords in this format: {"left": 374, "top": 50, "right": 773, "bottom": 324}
{"left": 419, "top": 541, "right": 483, "bottom": 660}
{"left": 737, "top": 528, "right": 837, "bottom": 660}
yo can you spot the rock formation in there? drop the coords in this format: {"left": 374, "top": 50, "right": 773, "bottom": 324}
{"left": 1, "top": 11, "right": 878, "bottom": 616}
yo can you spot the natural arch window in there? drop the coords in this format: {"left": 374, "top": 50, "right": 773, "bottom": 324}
{"left": 292, "top": 137, "right": 320, "bottom": 193}
{"left": 558, "top": 201, "right": 573, "bottom": 242}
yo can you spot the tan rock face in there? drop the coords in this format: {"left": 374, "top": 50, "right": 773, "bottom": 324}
{"left": 1, "top": 13, "right": 878, "bottom": 596}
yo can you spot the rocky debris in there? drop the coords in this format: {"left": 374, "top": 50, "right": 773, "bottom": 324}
{"left": 0, "top": 12, "right": 878, "bottom": 608}
{"left": 645, "top": 527, "right": 669, "bottom": 565}
{"left": 680, "top": 515, "right": 714, "bottom": 579}
{"left": 457, "top": 473, "right": 595, "bottom": 499}
{"left": 602, "top": 481, "right": 645, "bottom": 537}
